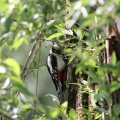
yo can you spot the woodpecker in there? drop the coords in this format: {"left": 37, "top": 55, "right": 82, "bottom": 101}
{"left": 46, "top": 44, "right": 65, "bottom": 92}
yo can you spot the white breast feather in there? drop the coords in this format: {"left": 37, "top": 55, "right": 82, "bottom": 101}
{"left": 54, "top": 54, "right": 65, "bottom": 71}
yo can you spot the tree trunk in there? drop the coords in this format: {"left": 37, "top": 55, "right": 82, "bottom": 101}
{"left": 104, "top": 23, "right": 120, "bottom": 119}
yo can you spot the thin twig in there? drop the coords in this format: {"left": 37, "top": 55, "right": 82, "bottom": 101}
{"left": 0, "top": 32, "right": 13, "bottom": 46}
{"left": 22, "top": 64, "right": 46, "bottom": 79}
{"left": 23, "top": 42, "right": 41, "bottom": 80}
{"left": 21, "top": 25, "right": 46, "bottom": 78}
{"left": 0, "top": 38, "right": 9, "bottom": 46}
{"left": 21, "top": 40, "right": 38, "bottom": 78}
{"left": 35, "top": 42, "right": 41, "bottom": 96}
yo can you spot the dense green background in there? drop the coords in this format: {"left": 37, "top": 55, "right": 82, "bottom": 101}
{"left": 0, "top": 0, "right": 120, "bottom": 119}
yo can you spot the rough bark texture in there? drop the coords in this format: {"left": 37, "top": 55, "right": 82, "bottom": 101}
{"left": 67, "top": 64, "right": 77, "bottom": 110}
{"left": 59, "top": 1, "right": 79, "bottom": 116}
{"left": 65, "top": 1, "right": 91, "bottom": 119}
{"left": 78, "top": 72, "right": 89, "bottom": 120}
{"left": 104, "top": 23, "right": 120, "bottom": 119}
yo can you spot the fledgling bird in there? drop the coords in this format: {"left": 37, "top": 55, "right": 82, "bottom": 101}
{"left": 46, "top": 44, "right": 66, "bottom": 92}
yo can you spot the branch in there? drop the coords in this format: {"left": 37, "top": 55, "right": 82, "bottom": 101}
{"left": 21, "top": 25, "right": 46, "bottom": 79}
{"left": 22, "top": 43, "right": 41, "bottom": 80}
{"left": 22, "top": 64, "right": 46, "bottom": 79}
{"left": 90, "top": 92, "right": 105, "bottom": 112}
{"left": 0, "top": 32, "right": 13, "bottom": 46}
{"left": 36, "top": 42, "right": 41, "bottom": 96}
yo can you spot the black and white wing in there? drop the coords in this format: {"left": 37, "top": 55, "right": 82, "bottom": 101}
{"left": 46, "top": 53, "right": 58, "bottom": 90}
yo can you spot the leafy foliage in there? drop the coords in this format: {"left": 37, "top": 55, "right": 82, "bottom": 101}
{"left": 0, "top": 0, "right": 120, "bottom": 119}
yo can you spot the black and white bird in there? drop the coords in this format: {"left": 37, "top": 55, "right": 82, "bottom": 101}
{"left": 46, "top": 44, "right": 66, "bottom": 92}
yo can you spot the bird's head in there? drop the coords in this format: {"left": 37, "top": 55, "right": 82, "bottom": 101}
{"left": 52, "top": 44, "right": 61, "bottom": 54}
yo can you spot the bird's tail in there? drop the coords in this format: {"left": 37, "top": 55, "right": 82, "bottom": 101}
{"left": 57, "top": 81, "right": 62, "bottom": 92}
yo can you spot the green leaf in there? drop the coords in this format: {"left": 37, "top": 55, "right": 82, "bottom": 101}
{"left": 95, "top": 112, "right": 101, "bottom": 119}
{"left": 4, "top": 58, "right": 20, "bottom": 76}
{"left": 64, "top": 48, "right": 73, "bottom": 54}
{"left": 61, "top": 101, "right": 68, "bottom": 114}
{"left": 113, "top": 104, "right": 120, "bottom": 116}
{"left": 11, "top": 37, "right": 25, "bottom": 50}
{"left": 19, "top": 104, "right": 32, "bottom": 111}
{"left": 11, "top": 76, "right": 24, "bottom": 86}
{"left": 55, "top": 25, "right": 65, "bottom": 31}
{"left": 109, "top": 81, "right": 120, "bottom": 93}
{"left": 47, "top": 33, "right": 64, "bottom": 40}
{"left": 69, "top": 108, "right": 76, "bottom": 119}
{"left": 49, "top": 108, "right": 59, "bottom": 118}
{"left": 13, "top": 95, "right": 19, "bottom": 106}
{"left": 33, "top": 61, "right": 37, "bottom": 68}
{"left": 112, "top": 52, "right": 117, "bottom": 65}
{"left": 33, "top": 71, "right": 37, "bottom": 78}
{"left": 16, "top": 83, "right": 33, "bottom": 96}
{"left": 0, "top": 2, "right": 9, "bottom": 13}
{"left": 68, "top": 55, "right": 75, "bottom": 64}
{"left": 55, "top": 25, "right": 73, "bottom": 35}
{"left": 81, "top": 18, "right": 95, "bottom": 28}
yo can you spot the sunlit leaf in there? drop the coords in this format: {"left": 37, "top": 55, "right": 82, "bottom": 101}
{"left": 55, "top": 25, "right": 65, "bottom": 31}
{"left": 4, "top": 58, "right": 20, "bottom": 76}
{"left": 11, "top": 37, "right": 25, "bottom": 50}
{"left": 47, "top": 33, "right": 64, "bottom": 40}
{"left": 0, "top": 2, "right": 9, "bottom": 13}
{"left": 61, "top": 101, "right": 68, "bottom": 114}
{"left": 95, "top": 112, "right": 101, "bottom": 119}
{"left": 49, "top": 108, "right": 59, "bottom": 118}
{"left": 55, "top": 25, "right": 73, "bottom": 35}
{"left": 69, "top": 108, "right": 76, "bottom": 119}
{"left": 19, "top": 104, "right": 32, "bottom": 110}
{"left": 64, "top": 48, "right": 73, "bottom": 54}
{"left": 112, "top": 52, "right": 117, "bottom": 65}
{"left": 11, "top": 76, "right": 24, "bottom": 86}
{"left": 68, "top": 55, "right": 75, "bottom": 64}
{"left": 109, "top": 81, "right": 120, "bottom": 93}
{"left": 62, "top": 29, "right": 73, "bottom": 35}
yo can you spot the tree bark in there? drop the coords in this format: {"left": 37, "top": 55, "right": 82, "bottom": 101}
{"left": 104, "top": 23, "right": 120, "bottom": 119}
